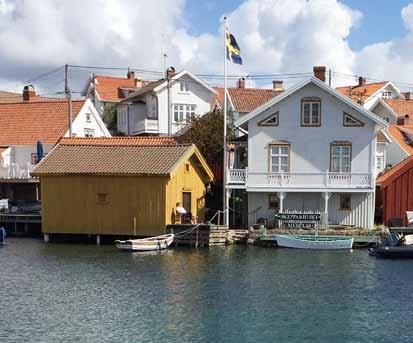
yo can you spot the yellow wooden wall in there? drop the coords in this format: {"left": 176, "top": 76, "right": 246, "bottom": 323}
{"left": 165, "top": 156, "right": 207, "bottom": 225}
{"left": 41, "top": 175, "right": 168, "bottom": 236}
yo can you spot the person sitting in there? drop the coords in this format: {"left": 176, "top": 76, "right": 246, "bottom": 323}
{"left": 176, "top": 202, "right": 187, "bottom": 224}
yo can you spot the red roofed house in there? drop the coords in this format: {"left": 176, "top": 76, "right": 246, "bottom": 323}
{"left": 118, "top": 67, "right": 217, "bottom": 135}
{"left": 0, "top": 88, "right": 110, "bottom": 203}
{"left": 83, "top": 71, "right": 148, "bottom": 116}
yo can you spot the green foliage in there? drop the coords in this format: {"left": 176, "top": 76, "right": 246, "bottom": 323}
{"left": 177, "top": 110, "right": 231, "bottom": 165}
{"left": 102, "top": 105, "right": 119, "bottom": 135}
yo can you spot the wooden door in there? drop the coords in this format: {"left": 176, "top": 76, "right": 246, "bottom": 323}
{"left": 183, "top": 192, "right": 192, "bottom": 214}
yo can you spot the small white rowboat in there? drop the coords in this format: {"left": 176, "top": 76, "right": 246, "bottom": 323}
{"left": 115, "top": 234, "right": 175, "bottom": 252}
{"left": 275, "top": 234, "right": 353, "bottom": 250}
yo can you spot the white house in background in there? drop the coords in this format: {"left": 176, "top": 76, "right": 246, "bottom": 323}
{"left": 83, "top": 71, "right": 146, "bottom": 116}
{"left": 0, "top": 87, "right": 110, "bottom": 202}
{"left": 336, "top": 77, "right": 403, "bottom": 110}
{"left": 117, "top": 67, "right": 217, "bottom": 135}
{"left": 230, "top": 74, "right": 387, "bottom": 230}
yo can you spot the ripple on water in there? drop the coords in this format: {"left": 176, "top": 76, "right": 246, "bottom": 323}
{"left": 1, "top": 239, "right": 413, "bottom": 343}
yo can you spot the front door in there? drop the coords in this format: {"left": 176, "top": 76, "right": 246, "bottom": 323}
{"left": 183, "top": 192, "right": 192, "bottom": 214}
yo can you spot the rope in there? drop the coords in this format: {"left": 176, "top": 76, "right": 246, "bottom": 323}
{"left": 173, "top": 210, "right": 227, "bottom": 238}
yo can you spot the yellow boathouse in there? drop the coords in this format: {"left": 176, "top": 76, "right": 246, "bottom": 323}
{"left": 32, "top": 137, "right": 214, "bottom": 239}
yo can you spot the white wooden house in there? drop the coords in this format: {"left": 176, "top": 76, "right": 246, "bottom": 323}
{"left": 230, "top": 75, "right": 387, "bottom": 229}
{"left": 117, "top": 68, "right": 217, "bottom": 135}
{"left": 0, "top": 89, "right": 110, "bottom": 202}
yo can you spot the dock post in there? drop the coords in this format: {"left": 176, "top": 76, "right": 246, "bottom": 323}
{"left": 44, "top": 233, "right": 50, "bottom": 243}
{"left": 96, "top": 234, "right": 101, "bottom": 245}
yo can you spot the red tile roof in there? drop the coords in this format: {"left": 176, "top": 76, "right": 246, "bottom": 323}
{"left": 384, "top": 99, "right": 413, "bottom": 117}
{"left": 214, "top": 87, "right": 282, "bottom": 113}
{"left": 377, "top": 155, "right": 413, "bottom": 186}
{"left": 387, "top": 125, "right": 413, "bottom": 155}
{"left": 336, "top": 81, "right": 388, "bottom": 103}
{"left": 32, "top": 143, "right": 196, "bottom": 176}
{"left": 0, "top": 90, "right": 60, "bottom": 103}
{"left": 0, "top": 100, "right": 84, "bottom": 145}
{"left": 95, "top": 76, "right": 137, "bottom": 102}
{"left": 59, "top": 136, "right": 178, "bottom": 146}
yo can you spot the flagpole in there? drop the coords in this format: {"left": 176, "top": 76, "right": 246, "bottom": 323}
{"left": 223, "top": 16, "right": 228, "bottom": 227}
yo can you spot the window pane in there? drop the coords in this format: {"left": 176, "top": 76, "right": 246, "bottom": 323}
{"left": 332, "top": 157, "right": 340, "bottom": 172}
{"left": 179, "top": 105, "right": 183, "bottom": 111}
{"left": 342, "top": 146, "right": 350, "bottom": 155}
{"left": 280, "top": 165, "right": 288, "bottom": 172}
{"left": 332, "top": 146, "right": 340, "bottom": 155}
{"left": 272, "top": 156, "right": 279, "bottom": 165}
{"left": 281, "top": 156, "right": 288, "bottom": 165}
{"left": 280, "top": 146, "right": 289, "bottom": 155}
{"left": 271, "top": 147, "right": 279, "bottom": 155}
{"left": 174, "top": 112, "right": 178, "bottom": 121}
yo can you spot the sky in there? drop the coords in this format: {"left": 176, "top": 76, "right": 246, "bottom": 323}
{"left": 2, "top": 0, "right": 413, "bottom": 95}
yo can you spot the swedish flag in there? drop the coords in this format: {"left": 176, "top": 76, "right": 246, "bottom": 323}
{"left": 226, "top": 30, "right": 242, "bottom": 65}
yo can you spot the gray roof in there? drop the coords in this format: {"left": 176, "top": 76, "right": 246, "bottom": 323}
{"left": 121, "top": 79, "right": 165, "bottom": 102}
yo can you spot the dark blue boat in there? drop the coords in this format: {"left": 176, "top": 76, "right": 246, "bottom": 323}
{"left": 369, "top": 233, "right": 413, "bottom": 259}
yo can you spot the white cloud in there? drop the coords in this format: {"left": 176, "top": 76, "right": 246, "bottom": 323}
{"left": 1, "top": 0, "right": 413, "bottom": 94}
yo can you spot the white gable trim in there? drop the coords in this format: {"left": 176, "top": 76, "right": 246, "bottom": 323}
{"left": 154, "top": 70, "right": 217, "bottom": 95}
{"left": 370, "top": 97, "right": 399, "bottom": 120}
{"left": 235, "top": 76, "right": 388, "bottom": 128}
{"left": 367, "top": 82, "right": 402, "bottom": 102}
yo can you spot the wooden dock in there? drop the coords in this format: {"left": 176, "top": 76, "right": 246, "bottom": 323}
{"left": 0, "top": 213, "right": 41, "bottom": 236}
{"left": 167, "top": 224, "right": 232, "bottom": 247}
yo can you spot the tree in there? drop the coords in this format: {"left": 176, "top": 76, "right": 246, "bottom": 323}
{"left": 102, "top": 104, "right": 122, "bottom": 135}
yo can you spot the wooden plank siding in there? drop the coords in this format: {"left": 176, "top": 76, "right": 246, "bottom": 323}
{"left": 378, "top": 158, "right": 413, "bottom": 226}
{"left": 41, "top": 175, "right": 168, "bottom": 236}
{"left": 165, "top": 156, "right": 208, "bottom": 226}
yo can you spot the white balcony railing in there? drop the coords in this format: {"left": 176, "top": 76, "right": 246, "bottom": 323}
{"left": 133, "top": 118, "right": 159, "bottom": 134}
{"left": 0, "top": 162, "right": 35, "bottom": 179}
{"left": 227, "top": 169, "right": 373, "bottom": 189}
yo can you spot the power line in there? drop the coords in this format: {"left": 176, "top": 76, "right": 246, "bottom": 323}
{"left": 25, "top": 65, "right": 65, "bottom": 84}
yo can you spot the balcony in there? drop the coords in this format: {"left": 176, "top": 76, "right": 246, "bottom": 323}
{"left": 133, "top": 118, "right": 159, "bottom": 135}
{"left": 0, "top": 163, "right": 36, "bottom": 180}
{"left": 227, "top": 169, "right": 373, "bottom": 190}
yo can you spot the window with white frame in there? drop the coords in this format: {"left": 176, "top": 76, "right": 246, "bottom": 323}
{"left": 376, "top": 154, "right": 385, "bottom": 173}
{"left": 173, "top": 104, "right": 196, "bottom": 123}
{"left": 382, "top": 91, "right": 391, "bottom": 99}
{"left": 330, "top": 144, "right": 351, "bottom": 173}
{"left": 301, "top": 98, "right": 321, "bottom": 126}
{"left": 270, "top": 145, "right": 290, "bottom": 173}
{"left": 84, "top": 128, "right": 95, "bottom": 137}
{"left": 179, "top": 81, "right": 189, "bottom": 92}
{"left": 85, "top": 113, "right": 91, "bottom": 122}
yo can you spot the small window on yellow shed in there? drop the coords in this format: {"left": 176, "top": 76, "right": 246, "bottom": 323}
{"left": 96, "top": 193, "right": 109, "bottom": 205}
{"left": 184, "top": 163, "right": 190, "bottom": 173}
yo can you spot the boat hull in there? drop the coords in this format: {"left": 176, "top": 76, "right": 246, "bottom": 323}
{"left": 275, "top": 234, "right": 354, "bottom": 250}
{"left": 115, "top": 234, "right": 174, "bottom": 252}
{"left": 371, "top": 246, "right": 413, "bottom": 259}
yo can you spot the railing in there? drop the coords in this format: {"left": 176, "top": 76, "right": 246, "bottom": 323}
{"left": 0, "top": 163, "right": 35, "bottom": 179}
{"left": 133, "top": 118, "right": 159, "bottom": 134}
{"left": 227, "top": 168, "right": 373, "bottom": 189}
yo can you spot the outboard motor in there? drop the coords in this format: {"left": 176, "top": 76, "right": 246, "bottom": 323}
{"left": 382, "top": 233, "right": 402, "bottom": 247}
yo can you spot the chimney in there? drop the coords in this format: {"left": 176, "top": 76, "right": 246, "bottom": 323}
{"left": 313, "top": 66, "right": 326, "bottom": 82}
{"left": 23, "top": 85, "right": 36, "bottom": 101}
{"left": 405, "top": 92, "right": 412, "bottom": 100}
{"left": 358, "top": 76, "right": 366, "bottom": 86}
{"left": 135, "top": 77, "right": 143, "bottom": 88}
{"left": 272, "top": 80, "right": 284, "bottom": 91}
{"left": 397, "top": 116, "right": 406, "bottom": 125}
{"left": 127, "top": 70, "right": 135, "bottom": 80}
{"left": 237, "top": 77, "right": 245, "bottom": 89}
{"left": 166, "top": 66, "right": 176, "bottom": 79}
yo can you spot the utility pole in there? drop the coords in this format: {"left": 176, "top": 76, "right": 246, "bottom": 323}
{"left": 64, "top": 64, "right": 73, "bottom": 137}
{"left": 328, "top": 69, "right": 332, "bottom": 87}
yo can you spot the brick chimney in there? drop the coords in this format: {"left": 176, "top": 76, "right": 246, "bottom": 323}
{"left": 272, "top": 80, "right": 284, "bottom": 91}
{"left": 237, "top": 77, "right": 245, "bottom": 88}
{"left": 313, "top": 66, "right": 326, "bottom": 82}
{"left": 358, "top": 76, "right": 366, "bottom": 86}
{"left": 397, "top": 115, "right": 407, "bottom": 125}
{"left": 127, "top": 70, "right": 135, "bottom": 80}
{"left": 405, "top": 92, "right": 412, "bottom": 100}
{"left": 23, "top": 85, "right": 36, "bottom": 101}
{"left": 166, "top": 66, "right": 176, "bottom": 79}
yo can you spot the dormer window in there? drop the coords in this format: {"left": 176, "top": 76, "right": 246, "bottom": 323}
{"left": 301, "top": 98, "right": 321, "bottom": 126}
{"left": 179, "top": 81, "right": 189, "bottom": 92}
{"left": 382, "top": 91, "right": 391, "bottom": 99}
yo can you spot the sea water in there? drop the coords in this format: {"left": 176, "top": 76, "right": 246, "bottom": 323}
{"left": 1, "top": 238, "right": 413, "bottom": 343}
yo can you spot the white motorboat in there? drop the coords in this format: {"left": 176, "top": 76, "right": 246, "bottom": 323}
{"left": 275, "top": 234, "right": 354, "bottom": 250}
{"left": 115, "top": 234, "right": 175, "bottom": 252}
